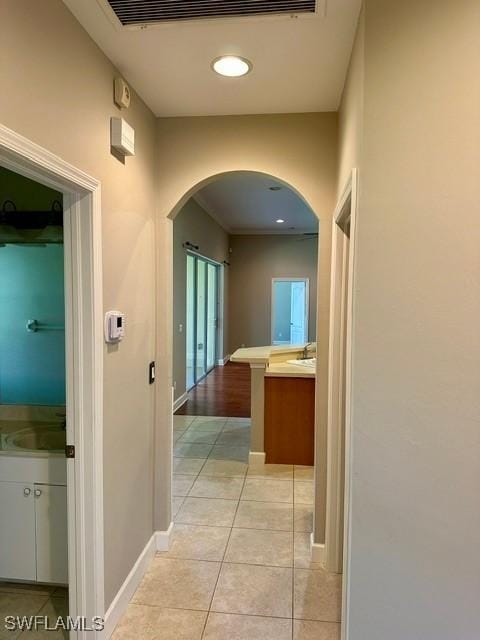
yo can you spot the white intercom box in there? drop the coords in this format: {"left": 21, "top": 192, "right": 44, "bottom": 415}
{"left": 104, "top": 311, "right": 125, "bottom": 343}
{"left": 110, "top": 117, "right": 135, "bottom": 156}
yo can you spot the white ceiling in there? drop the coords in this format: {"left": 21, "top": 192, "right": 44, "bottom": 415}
{"left": 193, "top": 172, "right": 318, "bottom": 234}
{"left": 63, "top": 0, "right": 361, "bottom": 117}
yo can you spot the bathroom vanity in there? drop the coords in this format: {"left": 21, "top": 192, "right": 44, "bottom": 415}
{"left": 0, "top": 414, "right": 67, "bottom": 585}
{"left": 230, "top": 344, "right": 316, "bottom": 465}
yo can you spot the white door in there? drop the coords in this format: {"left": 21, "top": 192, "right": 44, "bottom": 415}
{"left": 272, "top": 278, "right": 309, "bottom": 345}
{"left": 35, "top": 484, "right": 68, "bottom": 584}
{"left": 0, "top": 481, "right": 36, "bottom": 581}
{"left": 290, "top": 281, "right": 307, "bottom": 344}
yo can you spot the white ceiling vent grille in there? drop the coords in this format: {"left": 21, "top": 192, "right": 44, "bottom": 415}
{"left": 106, "top": 0, "right": 317, "bottom": 25}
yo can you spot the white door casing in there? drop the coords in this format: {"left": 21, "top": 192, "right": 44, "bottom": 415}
{"left": 0, "top": 123, "right": 104, "bottom": 639}
{"left": 324, "top": 169, "right": 358, "bottom": 640}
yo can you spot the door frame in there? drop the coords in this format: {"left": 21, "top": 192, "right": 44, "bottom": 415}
{"left": 324, "top": 169, "right": 358, "bottom": 638}
{"left": 0, "top": 124, "right": 104, "bottom": 639}
{"left": 271, "top": 277, "right": 309, "bottom": 345}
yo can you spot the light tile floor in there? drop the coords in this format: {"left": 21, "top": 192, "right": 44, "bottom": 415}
{"left": 0, "top": 583, "right": 68, "bottom": 639}
{"left": 112, "top": 416, "right": 341, "bottom": 640}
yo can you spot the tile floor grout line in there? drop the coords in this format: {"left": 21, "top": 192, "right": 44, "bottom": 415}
{"left": 130, "top": 599, "right": 306, "bottom": 621}
{"left": 200, "top": 459, "right": 249, "bottom": 639}
{"left": 171, "top": 518, "right": 299, "bottom": 533}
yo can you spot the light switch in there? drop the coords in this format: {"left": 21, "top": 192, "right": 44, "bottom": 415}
{"left": 179, "top": 324, "right": 183, "bottom": 333}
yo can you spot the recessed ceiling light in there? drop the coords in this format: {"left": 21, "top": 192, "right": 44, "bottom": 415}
{"left": 276, "top": 219, "right": 285, "bottom": 224}
{"left": 212, "top": 55, "right": 252, "bottom": 77}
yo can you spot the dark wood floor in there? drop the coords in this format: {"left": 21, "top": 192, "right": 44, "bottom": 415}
{"left": 175, "top": 361, "right": 251, "bottom": 417}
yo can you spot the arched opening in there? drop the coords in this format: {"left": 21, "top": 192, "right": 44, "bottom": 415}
{"left": 161, "top": 168, "right": 324, "bottom": 573}
{"left": 167, "top": 170, "right": 319, "bottom": 223}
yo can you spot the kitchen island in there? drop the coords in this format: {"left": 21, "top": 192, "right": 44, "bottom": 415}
{"left": 230, "top": 344, "right": 315, "bottom": 465}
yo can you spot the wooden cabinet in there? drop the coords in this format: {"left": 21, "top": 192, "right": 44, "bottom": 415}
{"left": 0, "top": 480, "right": 67, "bottom": 584}
{"left": 264, "top": 376, "right": 315, "bottom": 465}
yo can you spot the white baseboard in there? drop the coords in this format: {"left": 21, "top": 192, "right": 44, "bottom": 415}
{"left": 102, "top": 534, "right": 156, "bottom": 638}
{"left": 155, "top": 522, "right": 173, "bottom": 552}
{"left": 216, "top": 354, "right": 230, "bottom": 366}
{"left": 102, "top": 523, "right": 173, "bottom": 638}
{"left": 248, "top": 451, "right": 266, "bottom": 465}
{"left": 310, "top": 532, "right": 325, "bottom": 564}
{"left": 173, "top": 392, "right": 188, "bottom": 412}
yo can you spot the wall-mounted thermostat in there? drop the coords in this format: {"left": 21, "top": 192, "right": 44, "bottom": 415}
{"left": 114, "top": 77, "right": 131, "bottom": 109}
{"left": 104, "top": 311, "right": 125, "bottom": 343}
{"left": 110, "top": 117, "right": 135, "bottom": 156}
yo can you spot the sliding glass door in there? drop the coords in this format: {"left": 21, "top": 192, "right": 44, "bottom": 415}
{"left": 186, "top": 253, "right": 219, "bottom": 390}
{"left": 206, "top": 263, "right": 218, "bottom": 371}
{"left": 196, "top": 259, "right": 207, "bottom": 381}
{"left": 186, "top": 255, "right": 196, "bottom": 389}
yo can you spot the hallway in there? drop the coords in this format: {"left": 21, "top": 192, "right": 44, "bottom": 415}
{"left": 112, "top": 415, "right": 341, "bottom": 639}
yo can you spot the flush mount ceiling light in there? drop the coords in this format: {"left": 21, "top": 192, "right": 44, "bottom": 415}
{"left": 212, "top": 56, "right": 252, "bottom": 77}
{"left": 276, "top": 219, "right": 285, "bottom": 224}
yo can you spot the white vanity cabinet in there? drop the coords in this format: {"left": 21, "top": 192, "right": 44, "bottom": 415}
{"left": 35, "top": 484, "right": 68, "bottom": 583}
{"left": 0, "top": 480, "right": 67, "bottom": 584}
{"left": 0, "top": 481, "right": 36, "bottom": 581}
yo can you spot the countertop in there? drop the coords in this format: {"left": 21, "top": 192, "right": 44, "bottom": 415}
{"left": 231, "top": 344, "right": 316, "bottom": 378}
{"left": 265, "top": 361, "right": 315, "bottom": 379}
{"left": 231, "top": 344, "right": 309, "bottom": 365}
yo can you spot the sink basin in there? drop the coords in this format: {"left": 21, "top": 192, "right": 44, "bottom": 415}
{"left": 5, "top": 426, "right": 66, "bottom": 453}
{"left": 286, "top": 358, "right": 316, "bottom": 367}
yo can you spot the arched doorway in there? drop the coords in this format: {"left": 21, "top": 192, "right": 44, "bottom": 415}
{"left": 153, "top": 167, "right": 331, "bottom": 562}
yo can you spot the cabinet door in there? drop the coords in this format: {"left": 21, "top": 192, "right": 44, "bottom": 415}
{"left": 34, "top": 484, "right": 68, "bottom": 584}
{"left": 0, "top": 481, "right": 36, "bottom": 581}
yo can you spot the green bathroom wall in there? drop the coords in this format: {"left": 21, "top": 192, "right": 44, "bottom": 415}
{"left": 0, "top": 244, "right": 66, "bottom": 406}
{"left": 0, "top": 167, "right": 65, "bottom": 406}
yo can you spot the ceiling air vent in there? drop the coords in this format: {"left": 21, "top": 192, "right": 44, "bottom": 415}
{"left": 106, "top": 0, "right": 317, "bottom": 25}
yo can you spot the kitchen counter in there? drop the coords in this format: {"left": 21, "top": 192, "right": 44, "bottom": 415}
{"left": 265, "top": 361, "right": 315, "bottom": 378}
{"left": 230, "top": 344, "right": 316, "bottom": 464}
{"left": 231, "top": 344, "right": 309, "bottom": 365}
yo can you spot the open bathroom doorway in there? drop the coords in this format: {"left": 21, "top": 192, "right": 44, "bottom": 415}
{"left": 0, "top": 124, "right": 104, "bottom": 639}
{"left": 0, "top": 166, "right": 69, "bottom": 625}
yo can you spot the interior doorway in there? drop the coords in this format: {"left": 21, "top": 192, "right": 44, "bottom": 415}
{"left": 0, "top": 124, "right": 104, "bottom": 639}
{"left": 271, "top": 277, "right": 309, "bottom": 345}
{"left": 0, "top": 166, "right": 69, "bottom": 613}
{"left": 164, "top": 170, "right": 338, "bottom": 638}
{"left": 324, "top": 169, "right": 358, "bottom": 638}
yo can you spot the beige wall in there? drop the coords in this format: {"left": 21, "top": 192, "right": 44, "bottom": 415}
{"left": 337, "top": 7, "right": 364, "bottom": 196}
{"left": 0, "top": 0, "right": 157, "bottom": 608}
{"left": 156, "top": 113, "right": 338, "bottom": 541}
{"left": 229, "top": 234, "right": 318, "bottom": 351}
{"left": 341, "top": 1, "right": 480, "bottom": 637}
{"left": 173, "top": 198, "right": 229, "bottom": 401}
